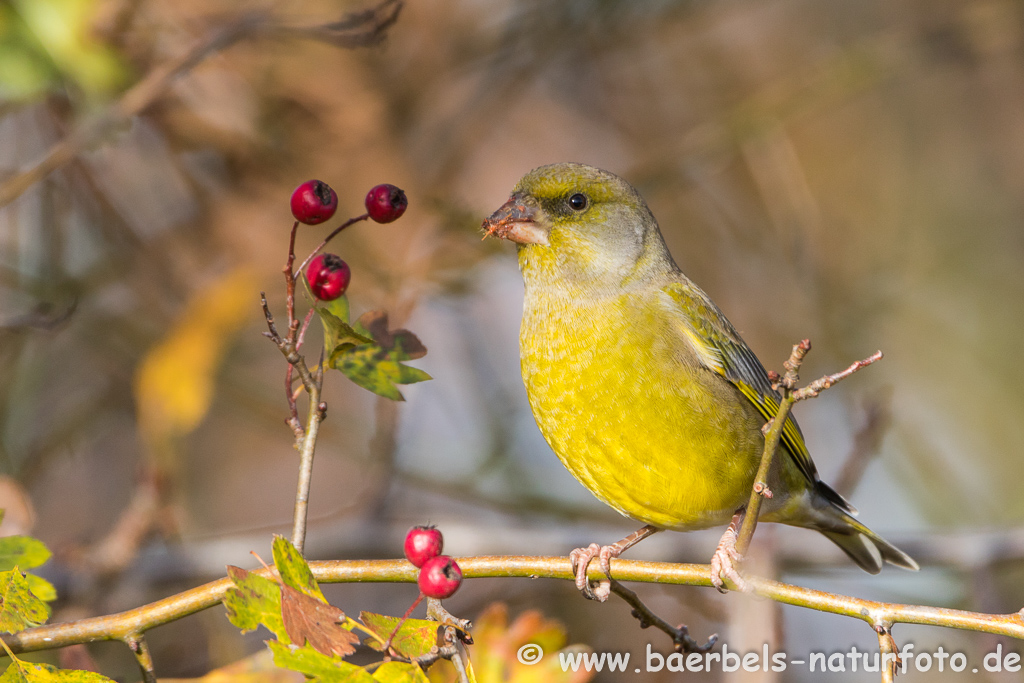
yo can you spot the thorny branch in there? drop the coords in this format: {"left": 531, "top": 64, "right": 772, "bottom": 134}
{"left": 0, "top": 0, "right": 403, "bottom": 208}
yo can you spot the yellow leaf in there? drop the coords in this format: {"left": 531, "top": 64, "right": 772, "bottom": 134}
{"left": 135, "top": 268, "right": 256, "bottom": 447}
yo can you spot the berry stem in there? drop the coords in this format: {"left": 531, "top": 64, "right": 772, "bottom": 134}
{"left": 382, "top": 593, "right": 424, "bottom": 653}
{"left": 293, "top": 213, "right": 370, "bottom": 280}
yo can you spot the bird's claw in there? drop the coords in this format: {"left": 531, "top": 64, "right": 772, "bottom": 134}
{"left": 710, "top": 525, "right": 752, "bottom": 594}
{"left": 570, "top": 543, "right": 612, "bottom": 601}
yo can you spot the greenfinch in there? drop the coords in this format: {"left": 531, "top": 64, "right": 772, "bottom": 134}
{"left": 482, "top": 162, "right": 916, "bottom": 595}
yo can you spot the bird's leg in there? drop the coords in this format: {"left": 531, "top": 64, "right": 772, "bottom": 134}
{"left": 710, "top": 510, "right": 753, "bottom": 593}
{"left": 570, "top": 525, "right": 660, "bottom": 601}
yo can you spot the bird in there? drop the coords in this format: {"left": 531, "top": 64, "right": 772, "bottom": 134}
{"left": 481, "top": 162, "right": 917, "bottom": 597}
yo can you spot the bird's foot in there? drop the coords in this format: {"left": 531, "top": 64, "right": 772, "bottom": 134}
{"left": 569, "top": 543, "right": 611, "bottom": 601}
{"left": 569, "top": 525, "right": 660, "bottom": 602}
{"left": 710, "top": 513, "right": 752, "bottom": 594}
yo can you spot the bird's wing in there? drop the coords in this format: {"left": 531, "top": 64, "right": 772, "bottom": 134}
{"left": 663, "top": 282, "right": 819, "bottom": 487}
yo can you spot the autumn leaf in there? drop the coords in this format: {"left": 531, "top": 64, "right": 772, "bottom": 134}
{"left": 267, "top": 641, "right": 373, "bottom": 683}
{"left": 224, "top": 566, "right": 286, "bottom": 640}
{"left": 281, "top": 585, "right": 357, "bottom": 658}
{"left": 0, "top": 534, "right": 55, "bottom": 602}
{"left": 0, "top": 651, "right": 115, "bottom": 683}
{"left": 428, "top": 604, "right": 592, "bottom": 683}
{"left": 156, "top": 649, "right": 304, "bottom": 683}
{"left": 359, "top": 612, "right": 437, "bottom": 659}
{"left": 272, "top": 535, "right": 326, "bottom": 601}
{"left": 0, "top": 568, "right": 49, "bottom": 634}
{"left": 328, "top": 311, "right": 431, "bottom": 400}
{"left": 135, "top": 268, "right": 257, "bottom": 453}
{"left": 371, "top": 662, "right": 431, "bottom": 683}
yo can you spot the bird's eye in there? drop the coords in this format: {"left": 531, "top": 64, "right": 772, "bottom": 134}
{"left": 568, "top": 193, "right": 588, "bottom": 211}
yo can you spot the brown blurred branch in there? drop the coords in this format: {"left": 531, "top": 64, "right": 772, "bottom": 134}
{"left": 3, "top": 556, "right": 1022, "bottom": 657}
{"left": 0, "top": 0, "right": 403, "bottom": 208}
{"left": 833, "top": 388, "right": 892, "bottom": 497}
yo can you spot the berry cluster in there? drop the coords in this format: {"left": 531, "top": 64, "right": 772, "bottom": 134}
{"left": 289, "top": 180, "right": 409, "bottom": 302}
{"left": 404, "top": 526, "right": 461, "bottom": 599}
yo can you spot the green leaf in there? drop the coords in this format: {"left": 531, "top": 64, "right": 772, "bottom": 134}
{"left": 0, "top": 537, "right": 51, "bottom": 571}
{"left": 0, "top": 653, "right": 115, "bottom": 683}
{"left": 223, "top": 566, "right": 286, "bottom": 641}
{"left": 328, "top": 311, "right": 431, "bottom": 401}
{"left": 0, "top": 568, "right": 49, "bottom": 633}
{"left": 267, "top": 640, "right": 374, "bottom": 682}
{"left": 324, "top": 295, "right": 351, "bottom": 325}
{"left": 24, "top": 575, "right": 55, "bottom": 603}
{"left": 272, "top": 535, "right": 325, "bottom": 601}
{"left": 359, "top": 613, "right": 437, "bottom": 659}
{"left": 317, "top": 301, "right": 374, "bottom": 361}
{"left": 371, "top": 662, "right": 430, "bottom": 683}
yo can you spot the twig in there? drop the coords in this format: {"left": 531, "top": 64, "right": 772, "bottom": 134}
{"left": 876, "top": 624, "right": 899, "bottom": 683}
{"left": 735, "top": 340, "right": 810, "bottom": 556}
{"left": 124, "top": 633, "right": 156, "bottom": 683}
{"left": 293, "top": 213, "right": 371, "bottom": 279}
{"left": 290, "top": 377, "right": 323, "bottom": 554}
{"left": 0, "top": 1, "right": 403, "bottom": 208}
{"left": 5, "top": 557, "right": 1023, "bottom": 656}
{"left": 735, "top": 342, "right": 883, "bottom": 558}
{"left": 608, "top": 579, "right": 716, "bottom": 653}
{"left": 792, "top": 350, "right": 883, "bottom": 401}
{"left": 426, "top": 598, "right": 473, "bottom": 639}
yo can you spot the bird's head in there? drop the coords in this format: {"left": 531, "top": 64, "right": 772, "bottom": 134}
{"left": 482, "top": 163, "right": 674, "bottom": 292}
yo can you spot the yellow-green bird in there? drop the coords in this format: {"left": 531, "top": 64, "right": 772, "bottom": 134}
{"left": 482, "top": 162, "right": 916, "bottom": 595}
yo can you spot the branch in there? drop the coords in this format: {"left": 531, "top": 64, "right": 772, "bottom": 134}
{"left": 735, "top": 342, "right": 883, "bottom": 558}
{"left": 5, "top": 557, "right": 1023, "bottom": 656}
{"left": 0, "top": 0, "right": 403, "bottom": 208}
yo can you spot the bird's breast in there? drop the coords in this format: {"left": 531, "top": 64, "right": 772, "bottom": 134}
{"left": 519, "top": 288, "right": 762, "bottom": 530}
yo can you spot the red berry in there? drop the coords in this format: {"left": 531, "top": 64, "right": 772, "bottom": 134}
{"left": 291, "top": 180, "right": 338, "bottom": 225}
{"left": 418, "top": 556, "right": 462, "bottom": 599}
{"left": 364, "top": 184, "right": 408, "bottom": 223}
{"left": 306, "top": 253, "right": 351, "bottom": 301}
{"left": 404, "top": 525, "right": 443, "bottom": 568}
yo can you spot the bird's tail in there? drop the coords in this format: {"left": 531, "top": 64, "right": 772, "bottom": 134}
{"left": 807, "top": 482, "right": 919, "bottom": 573}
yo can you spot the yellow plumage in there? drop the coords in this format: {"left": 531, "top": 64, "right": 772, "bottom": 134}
{"left": 484, "top": 162, "right": 916, "bottom": 576}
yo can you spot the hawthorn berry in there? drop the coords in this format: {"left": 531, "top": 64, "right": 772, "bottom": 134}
{"left": 306, "top": 253, "right": 351, "bottom": 301}
{"left": 404, "top": 525, "right": 443, "bottom": 568}
{"left": 291, "top": 180, "right": 338, "bottom": 225}
{"left": 364, "top": 184, "right": 408, "bottom": 223}
{"left": 418, "top": 555, "right": 462, "bottom": 599}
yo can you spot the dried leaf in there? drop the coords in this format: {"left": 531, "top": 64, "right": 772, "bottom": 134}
{"left": 357, "top": 311, "right": 427, "bottom": 359}
{"left": 281, "top": 585, "right": 358, "bottom": 658}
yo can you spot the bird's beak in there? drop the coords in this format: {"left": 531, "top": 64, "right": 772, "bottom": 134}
{"left": 481, "top": 195, "right": 549, "bottom": 246}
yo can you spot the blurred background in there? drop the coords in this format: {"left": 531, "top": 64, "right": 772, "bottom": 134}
{"left": 1, "top": 0, "right": 1023, "bottom": 680}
